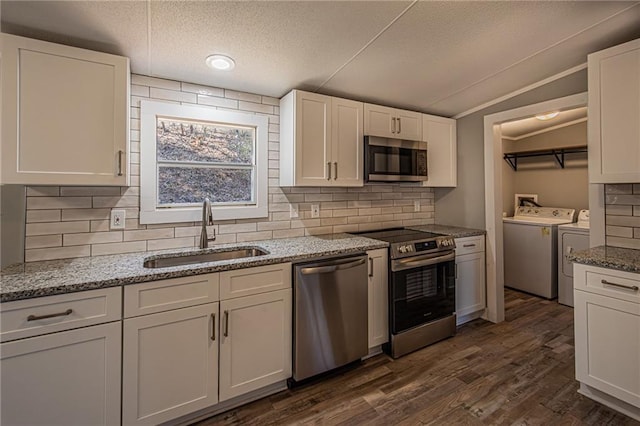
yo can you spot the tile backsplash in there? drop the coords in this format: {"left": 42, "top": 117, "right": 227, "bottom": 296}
{"left": 605, "top": 183, "right": 640, "bottom": 250}
{"left": 23, "top": 75, "right": 435, "bottom": 262}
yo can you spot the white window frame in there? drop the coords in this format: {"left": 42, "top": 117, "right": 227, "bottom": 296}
{"left": 139, "top": 100, "right": 268, "bottom": 224}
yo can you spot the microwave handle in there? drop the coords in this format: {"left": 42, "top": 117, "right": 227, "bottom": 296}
{"left": 397, "top": 117, "right": 401, "bottom": 134}
{"left": 327, "top": 162, "right": 331, "bottom": 180}
{"left": 391, "top": 117, "right": 396, "bottom": 134}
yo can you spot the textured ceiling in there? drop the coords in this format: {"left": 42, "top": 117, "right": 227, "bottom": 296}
{"left": 2, "top": 1, "right": 639, "bottom": 117}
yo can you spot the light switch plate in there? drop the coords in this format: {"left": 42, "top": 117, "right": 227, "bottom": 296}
{"left": 311, "top": 204, "right": 320, "bottom": 218}
{"left": 290, "top": 204, "right": 299, "bottom": 219}
{"left": 414, "top": 200, "right": 420, "bottom": 212}
{"left": 110, "top": 209, "right": 126, "bottom": 230}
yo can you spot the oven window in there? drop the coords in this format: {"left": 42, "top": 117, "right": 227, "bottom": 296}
{"left": 391, "top": 260, "right": 455, "bottom": 333}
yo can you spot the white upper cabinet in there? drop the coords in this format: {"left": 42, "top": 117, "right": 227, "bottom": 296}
{"left": 588, "top": 38, "right": 640, "bottom": 183}
{"left": 1, "top": 34, "right": 130, "bottom": 186}
{"left": 364, "top": 103, "right": 422, "bottom": 141}
{"left": 280, "top": 90, "right": 363, "bottom": 187}
{"left": 422, "top": 114, "right": 457, "bottom": 187}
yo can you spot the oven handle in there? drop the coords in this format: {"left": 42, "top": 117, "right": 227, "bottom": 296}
{"left": 391, "top": 251, "right": 455, "bottom": 272}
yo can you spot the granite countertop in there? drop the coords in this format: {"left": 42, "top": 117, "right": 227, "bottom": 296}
{"left": 407, "top": 224, "right": 486, "bottom": 238}
{"left": 0, "top": 235, "right": 387, "bottom": 303}
{"left": 568, "top": 245, "right": 640, "bottom": 274}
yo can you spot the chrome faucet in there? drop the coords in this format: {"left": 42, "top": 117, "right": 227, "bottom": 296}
{"left": 199, "top": 198, "right": 216, "bottom": 249}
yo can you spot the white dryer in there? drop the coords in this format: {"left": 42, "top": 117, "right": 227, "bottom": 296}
{"left": 557, "top": 210, "right": 590, "bottom": 307}
{"left": 503, "top": 206, "right": 575, "bottom": 299}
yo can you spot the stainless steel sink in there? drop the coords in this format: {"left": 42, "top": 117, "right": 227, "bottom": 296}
{"left": 143, "top": 247, "right": 268, "bottom": 268}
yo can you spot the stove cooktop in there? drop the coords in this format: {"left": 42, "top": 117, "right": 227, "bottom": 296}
{"left": 355, "top": 228, "right": 442, "bottom": 244}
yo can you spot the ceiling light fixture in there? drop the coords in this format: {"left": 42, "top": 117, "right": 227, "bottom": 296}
{"left": 205, "top": 54, "right": 235, "bottom": 71}
{"left": 535, "top": 111, "right": 559, "bottom": 121}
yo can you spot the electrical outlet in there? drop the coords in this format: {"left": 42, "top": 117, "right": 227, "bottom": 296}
{"left": 110, "top": 209, "right": 126, "bottom": 230}
{"left": 414, "top": 200, "right": 420, "bottom": 212}
{"left": 290, "top": 204, "right": 299, "bottom": 219}
{"left": 311, "top": 204, "right": 320, "bottom": 218}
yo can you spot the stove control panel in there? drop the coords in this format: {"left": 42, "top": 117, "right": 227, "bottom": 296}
{"left": 391, "top": 236, "right": 456, "bottom": 258}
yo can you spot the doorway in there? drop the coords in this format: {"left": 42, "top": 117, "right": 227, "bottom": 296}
{"left": 482, "top": 92, "right": 588, "bottom": 323}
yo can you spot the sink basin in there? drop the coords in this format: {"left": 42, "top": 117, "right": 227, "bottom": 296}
{"left": 143, "top": 247, "right": 268, "bottom": 268}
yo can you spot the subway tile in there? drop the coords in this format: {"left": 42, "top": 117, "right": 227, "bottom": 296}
{"left": 120, "top": 186, "right": 140, "bottom": 196}
{"left": 332, "top": 209, "right": 356, "bottom": 217}
{"left": 370, "top": 200, "right": 394, "bottom": 207}
{"left": 236, "top": 231, "right": 273, "bottom": 242}
{"left": 61, "top": 208, "right": 111, "bottom": 221}
{"left": 320, "top": 201, "right": 347, "bottom": 210}
{"left": 92, "top": 196, "right": 139, "bottom": 208}
{"left": 332, "top": 193, "right": 358, "bottom": 201}
{"left": 175, "top": 226, "right": 203, "bottom": 238}
{"left": 635, "top": 228, "right": 640, "bottom": 239}
{"left": 131, "top": 74, "right": 180, "bottom": 90}
{"left": 605, "top": 194, "right": 640, "bottom": 205}
{"left": 91, "top": 241, "right": 147, "bottom": 256}
{"left": 290, "top": 219, "right": 321, "bottom": 229}
{"left": 131, "top": 84, "right": 149, "bottom": 97}
{"left": 605, "top": 184, "right": 633, "bottom": 195}
{"left": 181, "top": 82, "right": 224, "bottom": 97}
{"left": 634, "top": 184, "right": 640, "bottom": 194}
{"left": 25, "top": 235, "right": 62, "bottom": 249}
{"left": 64, "top": 231, "right": 123, "bottom": 246}
{"left": 197, "top": 95, "right": 238, "bottom": 109}
{"left": 238, "top": 101, "right": 274, "bottom": 114}
{"left": 225, "top": 90, "right": 261, "bottom": 103}
{"left": 605, "top": 225, "right": 634, "bottom": 238}
{"left": 348, "top": 200, "right": 371, "bottom": 208}
{"left": 27, "top": 196, "right": 92, "bottom": 210}
{"left": 26, "top": 245, "right": 90, "bottom": 262}
{"left": 381, "top": 192, "right": 403, "bottom": 200}
{"left": 269, "top": 203, "right": 291, "bottom": 212}
{"left": 348, "top": 216, "right": 371, "bottom": 224}
{"left": 209, "top": 234, "right": 237, "bottom": 245}
{"left": 634, "top": 206, "right": 640, "bottom": 217}
{"left": 257, "top": 221, "right": 291, "bottom": 231}
{"left": 271, "top": 212, "right": 292, "bottom": 221}
{"left": 332, "top": 224, "right": 359, "bottom": 233}
{"left": 262, "top": 96, "right": 279, "bottom": 106}
{"left": 321, "top": 217, "right": 348, "bottom": 226}
{"left": 26, "top": 186, "right": 59, "bottom": 196}
{"left": 272, "top": 228, "right": 305, "bottom": 239}
{"left": 606, "top": 215, "right": 640, "bottom": 227}
{"left": 147, "top": 237, "right": 195, "bottom": 251}
{"left": 305, "top": 227, "right": 333, "bottom": 236}
{"left": 26, "top": 209, "right": 61, "bottom": 223}
{"left": 393, "top": 213, "right": 414, "bottom": 220}
{"left": 358, "top": 193, "right": 382, "bottom": 201}
{"left": 606, "top": 236, "right": 640, "bottom": 250}
{"left": 124, "top": 228, "right": 174, "bottom": 241}
{"left": 26, "top": 221, "right": 89, "bottom": 236}
{"left": 219, "top": 223, "right": 257, "bottom": 234}
{"left": 358, "top": 208, "right": 382, "bottom": 216}
{"left": 304, "top": 193, "right": 333, "bottom": 202}
{"left": 150, "top": 87, "right": 197, "bottom": 103}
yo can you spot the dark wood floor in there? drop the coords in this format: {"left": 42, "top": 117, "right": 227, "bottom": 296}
{"left": 196, "top": 289, "right": 639, "bottom": 425}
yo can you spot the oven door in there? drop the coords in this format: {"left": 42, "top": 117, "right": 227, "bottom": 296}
{"left": 390, "top": 251, "right": 455, "bottom": 334}
{"left": 365, "top": 136, "right": 427, "bottom": 182}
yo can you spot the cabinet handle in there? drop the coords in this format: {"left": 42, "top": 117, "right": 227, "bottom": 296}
{"left": 392, "top": 117, "right": 397, "bottom": 134}
{"left": 224, "top": 310, "right": 229, "bottom": 337}
{"left": 333, "top": 162, "right": 338, "bottom": 180}
{"left": 327, "top": 162, "right": 332, "bottom": 180}
{"left": 210, "top": 313, "right": 216, "bottom": 341}
{"left": 601, "top": 279, "right": 639, "bottom": 292}
{"left": 397, "top": 117, "right": 401, "bottom": 133}
{"left": 463, "top": 244, "right": 476, "bottom": 248}
{"left": 27, "top": 309, "right": 73, "bottom": 321}
{"left": 368, "top": 258, "right": 374, "bottom": 277}
{"left": 117, "top": 150, "right": 124, "bottom": 176}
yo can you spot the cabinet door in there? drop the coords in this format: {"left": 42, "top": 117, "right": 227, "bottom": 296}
{"left": 574, "top": 290, "right": 640, "bottom": 407}
{"left": 1, "top": 322, "right": 121, "bottom": 425}
{"left": 219, "top": 289, "right": 292, "bottom": 401}
{"left": 332, "top": 98, "right": 364, "bottom": 186}
{"left": 1, "top": 34, "right": 130, "bottom": 186}
{"left": 395, "top": 109, "right": 422, "bottom": 141}
{"left": 364, "top": 104, "right": 396, "bottom": 138}
{"left": 423, "top": 114, "right": 457, "bottom": 187}
{"left": 455, "top": 252, "right": 486, "bottom": 319}
{"left": 588, "top": 38, "right": 640, "bottom": 183}
{"left": 123, "top": 303, "right": 219, "bottom": 425}
{"left": 294, "top": 91, "right": 332, "bottom": 185}
{"left": 367, "top": 248, "right": 389, "bottom": 348}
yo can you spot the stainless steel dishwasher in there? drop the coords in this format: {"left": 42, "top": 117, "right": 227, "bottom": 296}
{"left": 292, "top": 254, "right": 368, "bottom": 382}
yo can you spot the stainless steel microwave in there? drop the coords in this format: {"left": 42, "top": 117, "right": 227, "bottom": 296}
{"left": 364, "top": 136, "right": 428, "bottom": 182}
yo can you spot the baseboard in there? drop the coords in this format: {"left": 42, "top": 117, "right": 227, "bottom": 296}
{"left": 457, "top": 309, "right": 485, "bottom": 326}
{"left": 578, "top": 383, "right": 640, "bottom": 422}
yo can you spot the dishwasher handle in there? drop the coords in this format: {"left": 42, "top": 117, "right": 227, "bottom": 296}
{"left": 299, "top": 257, "right": 366, "bottom": 275}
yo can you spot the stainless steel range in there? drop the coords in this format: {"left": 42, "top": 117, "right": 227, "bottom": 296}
{"left": 355, "top": 228, "right": 457, "bottom": 358}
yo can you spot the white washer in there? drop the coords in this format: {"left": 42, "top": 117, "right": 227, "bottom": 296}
{"left": 557, "top": 210, "right": 590, "bottom": 307}
{"left": 503, "top": 207, "right": 575, "bottom": 299}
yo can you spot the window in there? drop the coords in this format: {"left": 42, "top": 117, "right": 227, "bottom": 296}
{"left": 140, "top": 100, "right": 268, "bottom": 224}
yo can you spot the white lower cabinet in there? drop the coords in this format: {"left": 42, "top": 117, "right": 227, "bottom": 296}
{"left": 219, "top": 289, "right": 292, "bottom": 401}
{"left": 122, "top": 303, "right": 220, "bottom": 425}
{"left": 367, "top": 248, "right": 388, "bottom": 348}
{"left": 574, "top": 264, "right": 640, "bottom": 418}
{"left": 0, "top": 288, "right": 122, "bottom": 426}
{"left": 455, "top": 236, "right": 486, "bottom": 324}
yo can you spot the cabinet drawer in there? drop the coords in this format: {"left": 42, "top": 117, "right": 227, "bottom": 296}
{"left": 575, "top": 265, "right": 640, "bottom": 304}
{"left": 124, "top": 273, "right": 219, "bottom": 318}
{"left": 455, "top": 236, "right": 484, "bottom": 256}
{"left": 1, "top": 287, "right": 122, "bottom": 342}
{"left": 220, "top": 263, "right": 291, "bottom": 300}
